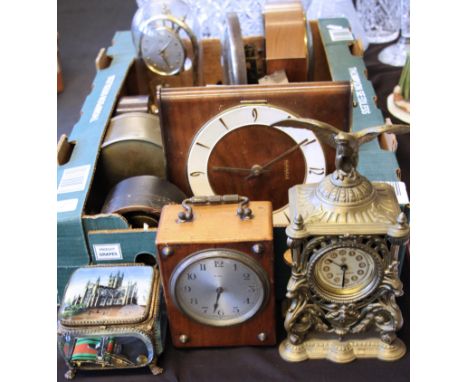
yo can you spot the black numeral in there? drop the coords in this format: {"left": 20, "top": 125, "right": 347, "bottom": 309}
{"left": 309, "top": 167, "right": 325, "bottom": 175}
{"left": 183, "top": 285, "right": 191, "bottom": 292}
{"left": 187, "top": 273, "right": 197, "bottom": 280}
{"left": 243, "top": 273, "right": 250, "bottom": 280}
{"left": 217, "top": 310, "right": 225, "bottom": 317}
{"left": 248, "top": 285, "right": 256, "bottom": 293}
{"left": 232, "top": 306, "right": 240, "bottom": 313}
{"left": 200, "top": 263, "right": 207, "bottom": 271}
{"left": 202, "top": 306, "right": 209, "bottom": 313}
{"left": 190, "top": 298, "right": 198, "bottom": 305}
{"left": 214, "top": 260, "right": 224, "bottom": 268}
{"left": 244, "top": 297, "right": 251, "bottom": 305}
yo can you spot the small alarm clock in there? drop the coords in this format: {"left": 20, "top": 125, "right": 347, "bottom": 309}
{"left": 156, "top": 195, "right": 276, "bottom": 347}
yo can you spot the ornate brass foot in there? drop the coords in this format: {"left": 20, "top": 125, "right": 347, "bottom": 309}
{"left": 64, "top": 368, "right": 76, "bottom": 380}
{"left": 149, "top": 362, "right": 164, "bottom": 375}
{"left": 279, "top": 337, "right": 406, "bottom": 363}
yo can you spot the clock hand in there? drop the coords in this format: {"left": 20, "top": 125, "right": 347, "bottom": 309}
{"left": 158, "top": 40, "right": 171, "bottom": 54}
{"left": 341, "top": 265, "right": 347, "bottom": 288}
{"left": 212, "top": 287, "right": 224, "bottom": 313}
{"left": 245, "top": 139, "right": 309, "bottom": 180}
{"left": 161, "top": 51, "right": 171, "bottom": 69}
{"left": 212, "top": 166, "right": 271, "bottom": 175}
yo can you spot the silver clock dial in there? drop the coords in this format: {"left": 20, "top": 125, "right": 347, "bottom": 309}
{"left": 170, "top": 250, "right": 269, "bottom": 327}
{"left": 141, "top": 26, "right": 186, "bottom": 75}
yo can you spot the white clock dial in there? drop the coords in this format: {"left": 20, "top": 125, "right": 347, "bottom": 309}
{"left": 170, "top": 250, "right": 269, "bottom": 327}
{"left": 186, "top": 105, "right": 327, "bottom": 227}
{"left": 308, "top": 243, "right": 384, "bottom": 303}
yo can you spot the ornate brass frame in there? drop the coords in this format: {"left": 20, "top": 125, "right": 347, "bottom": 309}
{"left": 275, "top": 119, "right": 410, "bottom": 363}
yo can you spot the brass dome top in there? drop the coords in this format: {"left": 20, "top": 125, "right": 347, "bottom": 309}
{"left": 316, "top": 173, "right": 375, "bottom": 207}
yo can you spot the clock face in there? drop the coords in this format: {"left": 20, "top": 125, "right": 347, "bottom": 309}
{"left": 140, "top": 25, "right": 186, "bottom": 75}
{"left": 186, "top": 105, "right": 326, "bottom": 226}
{"left": 307, "top": 243, "right": 384, "bottom": 303}
{"left": 169, "top": 249, "right": 269, "bottom": 327}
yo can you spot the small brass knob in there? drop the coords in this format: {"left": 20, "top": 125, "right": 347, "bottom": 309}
{"left": 179, "top": 334, "right": 189, "bottom": 344}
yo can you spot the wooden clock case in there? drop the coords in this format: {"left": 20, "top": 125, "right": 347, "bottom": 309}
{"left": 157, "top": 82, "right": 352, "bottom": 198}
{"left": 156, "top": 201, "right": 276, "bottom": 347}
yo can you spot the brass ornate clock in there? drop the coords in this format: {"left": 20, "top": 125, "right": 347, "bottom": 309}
{"left": 158, "top": 82, "right": 353, "bottom": 227}
{"left": 131, "top": 0, "right": 201, "bottom": 83}
{"left": 156, "top": 195, "right": 276, "bottom": 347}
{"left": 274, "top": 118, "right": 410, "bottom": 363}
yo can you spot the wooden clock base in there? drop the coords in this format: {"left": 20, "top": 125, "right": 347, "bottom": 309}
{"left": 279, "top": 337, "right": 406, "bottom": 363}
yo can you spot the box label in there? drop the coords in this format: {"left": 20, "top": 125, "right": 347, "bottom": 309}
{"left": 383, "top": 181, "right": 410, "bottom": 205}
{"left": 93, "top": 243, "right": 123, "bottom": 261}
{"left": 327, "top": 25, "right": 354, "bottom": 42}
{"left": 57, "top": 198, "right": 78, "bottom": 213}
{"left": 57, "top": 165, "right": 91, "bottom": 194}
{"left": 349, "top": 67, "right": 371, "bottom": 115}
{"left": 90, "top": 74, "right": 116, "bottom": 123}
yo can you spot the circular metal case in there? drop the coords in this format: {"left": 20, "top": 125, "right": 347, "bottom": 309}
{"left": 169, "top": 249, "right": 270, "bottom": 327}
{"left": 222, "top": 12, "right": 248, "bottom": 85}
{"left": 306, "top": 241, "right": 384, "bottom": 304}
{"left": 101, "top": 175, "right": 186, "bottom": 228}
{"left": 100, "top": 112, "right": 165, "bottom": 187}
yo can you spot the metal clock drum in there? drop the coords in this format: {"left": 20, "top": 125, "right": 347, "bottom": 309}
{"left": 169, "top": 249, "right": 269, "bottom": 327}
{"left": 186, "top": 104, "right": 327, "bottom": 226}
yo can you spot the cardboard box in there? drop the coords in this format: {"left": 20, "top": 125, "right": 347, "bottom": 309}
{"left": 57, "top": 18, "right": 407, "bottom": 301}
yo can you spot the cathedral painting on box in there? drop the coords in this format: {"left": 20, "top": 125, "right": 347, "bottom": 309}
{"left": 59, "top": 266, "right": 154, "bottom": 323}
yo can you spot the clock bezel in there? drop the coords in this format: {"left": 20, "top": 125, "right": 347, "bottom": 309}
{"left": 137, "top": 14, "right": 196, "bottom": 76}
{"left": 185, "top": 104, "right": 327, "bottom": 227}
{"left": 307, "top": 241, "right": 384, "bottom": 304}
{"left": 169, "top": 248, "right": 270, "bottom": 327}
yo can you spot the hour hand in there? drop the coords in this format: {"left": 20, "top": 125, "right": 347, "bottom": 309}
{"left": 211, "top": 166, "right": 271, "bottom": 175}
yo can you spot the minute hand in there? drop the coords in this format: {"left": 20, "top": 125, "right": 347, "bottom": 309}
{"left": 245, "top": 138, "right": 308, "bottom": 180}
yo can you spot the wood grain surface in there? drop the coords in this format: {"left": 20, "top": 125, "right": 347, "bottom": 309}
{"left": 158, "top": 82, "right": 352, "bottom": 196}
{"left": 156, "top": 202, "right": 276, "bottom": 347}
{"left": 264, "top": 0, "right": 308, "bottom": 82}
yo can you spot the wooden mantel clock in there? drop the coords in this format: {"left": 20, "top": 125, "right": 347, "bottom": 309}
{"left": 156, "top": 195, "right": 276, "bottom": 347}
{"left": 274, "top": 118, "right": 410, "bottom": 363}
{"left": 158, "top": 82, "right": 352, "bottom": 227}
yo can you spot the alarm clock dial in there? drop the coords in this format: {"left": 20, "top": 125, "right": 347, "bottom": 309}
{"left": 186, "top": 105, "right": 326, "bottom": 226}
{"left": 140, "top": 25, "right": 186, "bottom": 75}
{"left": 307, "top": 243, "right": 384, "bottom": 303}
{"left": 170, "top": 249, "right": 269, "bottom": 327}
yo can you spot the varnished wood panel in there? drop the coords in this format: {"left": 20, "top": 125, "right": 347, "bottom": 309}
{"left": 157, "top": 202, "right": 273, "bottom": 245}
{"left": 158, "top": 82, "right": 352, "bottom": 196}
{"left": 156, "top": 241, "right": 276, "bottom": 347}
{"left": 156, "top": 201, "right": 276, "bottom": 347}
{"left": 264, "top": 0, "right": 308, "bottom": 82}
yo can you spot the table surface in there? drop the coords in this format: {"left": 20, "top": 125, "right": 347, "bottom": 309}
{"left": 57, "top": 1, "right": 410, "bottom": 381}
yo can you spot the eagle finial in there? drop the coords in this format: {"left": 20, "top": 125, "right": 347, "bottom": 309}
{"left": 272, "top": 118, "right": 410, "bottom": 181}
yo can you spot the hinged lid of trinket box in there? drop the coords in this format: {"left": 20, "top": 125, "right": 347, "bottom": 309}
{"left": 59, "top": 264, "right": 155, "bottom": 326}
{"left": 57, "top": 264, "right": 165, "bottom": 379}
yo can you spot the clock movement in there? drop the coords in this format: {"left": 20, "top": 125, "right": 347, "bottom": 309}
{"left": 274, "top": 118, "right": 410, "bottom": 363}
{"left": 158, "top": 82, "right": 352, "bottom": 226}
{"left": 156, "top": 195, "right": 276, "bottom": 347}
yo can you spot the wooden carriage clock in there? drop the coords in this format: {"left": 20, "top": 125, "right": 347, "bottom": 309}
{"left": 156, "top": 195, "right": 276, "bottom": 347}
{"left": 274, "top": 118, "right": 410, "bottom": 363}
{"left": 157, "top": 82, "right": 352, "bottom": 227}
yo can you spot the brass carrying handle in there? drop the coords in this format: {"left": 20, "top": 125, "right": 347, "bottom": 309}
{"left": 177, "top": 195, "right": 253, "bottom": 223}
